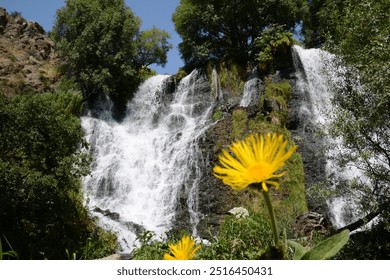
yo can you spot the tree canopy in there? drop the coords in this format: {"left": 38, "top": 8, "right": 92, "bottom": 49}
{"left": 51, "top": 0, "right": 171, "bottom": 111}
{"left": 172, "top": 0, "right": 307, "bottom": 68}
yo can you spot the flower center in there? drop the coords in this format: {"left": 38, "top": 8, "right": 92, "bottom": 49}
{"left": 247, "top": 162, "right": 273, "bottom": 182}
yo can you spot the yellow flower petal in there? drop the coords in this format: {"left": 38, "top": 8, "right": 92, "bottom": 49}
{"left": 163, "top": 236, "right": 201, "bottom": 260}
{"left": 213, "top": 133, "right": 297, "bottom": 191}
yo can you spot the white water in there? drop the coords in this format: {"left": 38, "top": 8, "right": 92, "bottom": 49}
{"left": 292, "top": 45, "right": 366, "bottom": 228}
{"left": 211, "top": 67, "right": 222, "bottom": 100}
{"left": 81, "top": 71, "right": 214, "bottom": 251}
{"left": 240, "top": 69, "right": 261, "bottom": 107}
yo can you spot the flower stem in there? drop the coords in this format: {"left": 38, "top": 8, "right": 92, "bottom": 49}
{"left": 262, "top": 190, "right": 279, "bottom": 245}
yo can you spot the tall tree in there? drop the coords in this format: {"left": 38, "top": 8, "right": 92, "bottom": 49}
{"left": 172, "top": 0, "right": 307, "bottom": 68}
{"left": 52, "top": 0, "right": 171, "bottom": 110}
{"left": 301, "top": 0, "right": 346, "bottom": 48}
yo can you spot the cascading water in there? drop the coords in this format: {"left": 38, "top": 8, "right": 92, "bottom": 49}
{"left": 291, "top": 45, "right": 366, "bottom": 228}
{"left": 81, "top": 70, "right": 215, "bottom": 251}
{"left": 240, "top": 69, "right": 261, "bottom": 107}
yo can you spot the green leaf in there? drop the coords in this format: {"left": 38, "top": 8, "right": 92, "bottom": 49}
{"left": 0, "top": 237, "right": 18, "bottom": 260}
{"left": 288, "top": 240, "right": 308, "bottom": 260}
{"left": 301, "top": 230, "right": 350, "bottom": 260}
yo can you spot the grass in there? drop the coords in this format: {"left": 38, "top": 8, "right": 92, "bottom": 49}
{"left": 197, "top": 209, "right": 273, "bottom": 259}
{"left": 231, "top": 108, "right": 248, "bottom": 139}
{"left": 206, "top": 61, "right": 246, "bottom": 96}
{"left": 212, "top": 109, "right": 224, "bottom": 122}
{"left": 0, "top": 236, "right": 19, "bottom": 260}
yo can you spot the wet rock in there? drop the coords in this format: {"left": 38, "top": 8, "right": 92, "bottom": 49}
{"left": 93, "top": 207, "right": 120, "bottom": 221}
{"left": 124, "top": 221, "right": 146, "bottom": 236}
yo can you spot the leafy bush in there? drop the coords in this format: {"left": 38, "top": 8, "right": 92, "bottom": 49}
{"left": 198, "top": 210, "right": 273, "bottom": 259}
{"left": 131, "top": 231, "right": 170, "bottom": 260}
{"left": 0, "top": 92, "right": 116, "bottom": 259}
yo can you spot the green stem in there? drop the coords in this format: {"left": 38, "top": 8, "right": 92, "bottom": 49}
{"left": 262, "top": 190, "right": 279, "bottom": 245}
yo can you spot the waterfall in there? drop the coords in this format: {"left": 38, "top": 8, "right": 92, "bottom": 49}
{"left": 291, "top": 45, "right": 366, "bottom": 228}
{"left": 81, "top": 70, "right": 215, "bottom": 251}
{"left": 240, "top": 69, "right": 261, "bottom": 107}
{"left": 211, "top": 66, "right": 222, "bottom": 100}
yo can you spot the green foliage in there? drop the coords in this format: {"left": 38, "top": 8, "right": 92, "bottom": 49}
{"left": 198, "top": 210, "right": 273, "bottom": 259}
{"left": 288, "top": 240, "right": 307, "bottom": 260}
{"left": 136, "top": 27, "right": 172, "bottom": 67}
{"left": 131, "top": 212, "right": 273, "bottom": 260}
{"left": 173, "top": 0, "right": 307, "bottom": 69}
{"left": 69, "top": 226, "right": 118, "bottom": 260}
{"left": 302, "top": 0, "right": 346, "bottom": 48}
{"left": 308, "top": 0, "right": 390, "bottom": 232}
{"left": 278, "top": 152, "right": 307, "bottom": 230}
{"left": 255, "top": 25, "right": 294, "bottom": 72}
{"left": 130, "top": 209, "right": 347, "bottom": 260}
{"left": 212, "top": 109, "right": 224, "bottom": 122}
{"left": 131, "top": 231, "right": 170, "bottom": 260}
{"left": 52, "top": 0, "right": 171, "bottom": 104}
{"left": 174, "top": 68, "right": 188, "bottom": 82}
{"left": 335, "top": 220, "right": 390, "bottom": 259}
{"left": 0, "top": 236, "right": 19, "bottom": 260}
{"left": 231, "top": 108, "right": 248, "bottom": 139}
{"left": 297, "top": 230, "right": 350, "bottom": 260}
{"left": 261, "top": 78, "right": 291, "bottom": 125}
{"left": 263, "top": 79, "right": 291, "bottom": 107}
{"left": 218, "top": 63, "right": 246, "bottom": 96}
{"left": 0, "top": 92, "right": 116, "bottom": 259}
{"left": 302, "top": 0, "right": 389, "bottom": 258}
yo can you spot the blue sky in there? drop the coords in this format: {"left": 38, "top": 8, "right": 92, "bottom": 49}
{"left": 0, "top": 0, "right": 182, "bottom": 74}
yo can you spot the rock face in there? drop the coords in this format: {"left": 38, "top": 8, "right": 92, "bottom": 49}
{"left": 0, "top": 8, "right": 58, "bottom": 95}
{"left": 194, "top": 52, "right": 300, "bottom": 239}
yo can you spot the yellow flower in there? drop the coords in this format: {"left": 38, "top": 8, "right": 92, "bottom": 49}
{"left": 163, "top": 236, "right": 201, "bottom": 260}
{"left": 213, "top": 133, "right": 297, "bottom": 192}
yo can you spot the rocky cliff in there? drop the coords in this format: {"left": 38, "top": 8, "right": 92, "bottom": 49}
{"left": 172, "top": 54, "right": 309, "bottom": 239}
{"left": 0, "top": 8, "right": 58, "bottom": 96}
